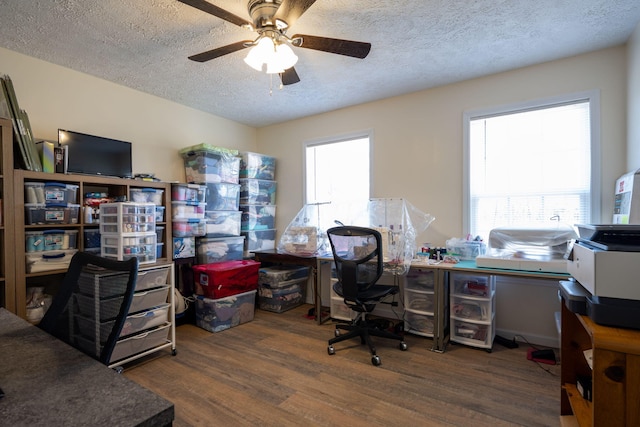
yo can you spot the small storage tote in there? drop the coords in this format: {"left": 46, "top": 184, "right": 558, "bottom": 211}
{"left": 101, "top": 232, "right": 157, "bottom": 264}
{"left": 195, "top": 290, "right": 257, "bottom": 333}
{"left": 99, "top": 203, "right": 155, "bottom": 234}
{"left": 25, "top": 249, "right": 78, "bottom": 273}
{"left": 173, "top": 236, "right": 196, "bottom": 259}
{"left": 193, "top": 259, "right": 260, "bottom": 299}
{"left": 171, "top": 201, "right": 206, "bottom": 220}
{"left": 172, "top": 218, "right": 207, "bottom": 237}
{"left": 43, "top": 182, "right": 79, "bottom": 204}
{"left": 239, "top": 179, "right": 277, "bottom": 205}
{"left": 240, "top": 204, "right": 276, "bottom": 230}
{"left": 25, "top": 229, "right": 78, "bottom": 252}
{"left": 171, "top": 183, "right": 206, "bottom": 203}
{"left": 130, "top": 188, "right": 164, "bottom": 205}
{"left": 205, "top": 182, "right": 240, "bottom": 211}
{"left": 181, "top": 145, "right": 241, "bottom": 184}
{"left": 239, "top": 151, "right": 276, "bottom": 180}
{"left": 258, "top": 265, "right": 309, "bottom": 286}
{"left": 258, "top": 277, "right": 306, "bottom": 313}
{"left": 196, "top": 235, "right": 245, "bottom": 264}
{"left": 242, "top": 229, "right": 276, "bottom": 256}
{"left": 25, "top": 203, "right": 80, "bottom": 225}
{"left": 204, "top": 210, "right": 241, "bottom": 237}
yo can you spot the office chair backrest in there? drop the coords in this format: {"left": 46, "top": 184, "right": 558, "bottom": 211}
{"left": 327, "top": 226, "right": 384, "bottom": 302}
{"left": 38, "top": 251, "right": 139, "bottom": 365}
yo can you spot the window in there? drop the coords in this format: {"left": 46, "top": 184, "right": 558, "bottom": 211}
{"left": 304, "top": 133, "right": 371, "bottom": 205}
{"left": 463, "top": 91, "right": 600, "bottom": 239}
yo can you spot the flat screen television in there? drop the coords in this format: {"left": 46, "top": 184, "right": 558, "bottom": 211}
{"left": 58, "top": 129, "right": 133, "bottom": 178}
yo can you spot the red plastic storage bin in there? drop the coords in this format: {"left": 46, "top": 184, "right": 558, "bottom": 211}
{"left": 193, "top": 260, "right": 260, "bottom": 299}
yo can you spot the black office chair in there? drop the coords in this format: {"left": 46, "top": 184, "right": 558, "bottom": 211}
{"left": 326, "top": 226, "right": 407, "bottom": 366}
{"left": 38, "top": 251, "right": 139, "bottom": 366}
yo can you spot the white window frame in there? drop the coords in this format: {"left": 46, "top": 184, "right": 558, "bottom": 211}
{"left": 462, "top": 90, "right": 601, "bottom": 236}
{"left": 303, "top": 130, "right": 373, "bottom": 205}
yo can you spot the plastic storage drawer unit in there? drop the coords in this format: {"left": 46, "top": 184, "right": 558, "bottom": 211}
{"left": 99, "top": 203, "right": 156, "bottom": 234}
{"left": 101, "top": 233, "right": 156, "bottom": 264}
{"left": 239, "top": 151, "right": 276, "bottom": 180}
{"left": 195, "top": 290, "right": 256, "bottom": 333}
{"left": 196, "top": 236, "right": 245, "bottom": 264}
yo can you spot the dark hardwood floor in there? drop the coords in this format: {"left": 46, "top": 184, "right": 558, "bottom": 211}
{"left": 124, "top": 304, "right": 560, "bottom": 426}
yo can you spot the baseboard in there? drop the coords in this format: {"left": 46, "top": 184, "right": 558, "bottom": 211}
{"left": 496, "top": 328, "right": 559, "bottom": 349}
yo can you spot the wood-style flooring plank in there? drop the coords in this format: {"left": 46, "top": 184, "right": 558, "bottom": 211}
{"left": 124, "top": 304, "right": 560, "bottom": 426}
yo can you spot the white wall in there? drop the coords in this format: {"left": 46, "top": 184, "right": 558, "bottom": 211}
{"left": 0, "top": 47, "right": 257, "bottom": 182}
{"left": 628, "top": 22, "right": 640, "bottom": 169}
{"left": 257, "top": 47, "right": 628, "bottom": 247}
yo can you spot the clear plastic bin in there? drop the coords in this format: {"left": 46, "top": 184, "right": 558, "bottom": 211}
{"left": 24, "top": 182, "right": 45, "bottom": 204}
{"left": 205, "top": 182, "right": 240, "bottom": 211}
{"left": 258, "top": 265, "right": 309, "bottom": 287}
{"left": 242, "top": 229, "right": 276, "bottom": 255}
{"left": 171, "top": 201, "right": 206, "bottom": 220}
{"left": 204, "top": 210, "right": 241, "bottom": 237}
{"left": 25, "top": 203, "right": 80, "bottom": 225}
{"left": 172, "top": 218, "right": 207, "bottom": 237}
{"left": 258, "top": 278, "right": 306, "bottom": 313}
{"left": 84, "top": 228, "right": 101, "bottom": 249}
{"left": 196, "top": 235, "right": 245, "bottom": 264}
{"left": 239, "top": 151, "right": 276, "bottom": 180}
{"left": 182, "top": 149, "right": 240, "bottom": 184}
{"left": 240, "top": 204, "right": 276, "bottom": 230}
{"left": 25, "top": 249, "right": 77, "bottom": 273}
{"left": 239, "top": 179, "right": 276, "bottom": 205}
{"left": 25, "top": 229, "right": 78, "bottom": 252}
{"left": 43, "top": 182, "right": 79, "bottom": 204}
{"left": 195, "top": 290, "right": 256, "bottom": 333}
{"left": 130, "top": 188, "right": 164, "bottom": 205}
{"left": 171, "top": 183, "right": 206, "bottom": 203}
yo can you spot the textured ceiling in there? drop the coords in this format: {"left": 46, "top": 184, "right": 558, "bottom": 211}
{"left": 0, "top": 0, "right": 639, "bottom": 128}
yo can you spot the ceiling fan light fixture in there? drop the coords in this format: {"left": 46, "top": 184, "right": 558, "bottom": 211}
{"left": 244, "top": 35, "right": 298, "bottom": 74}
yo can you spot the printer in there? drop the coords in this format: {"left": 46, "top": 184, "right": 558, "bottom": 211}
{"left": 565, "top": 224, "right": 640, "bottom": 329}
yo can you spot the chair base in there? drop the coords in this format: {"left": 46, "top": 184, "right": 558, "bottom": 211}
{"left": 327, "top": 313, "right": 407, "bottom": 366}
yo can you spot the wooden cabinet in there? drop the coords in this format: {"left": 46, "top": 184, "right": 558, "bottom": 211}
{"left": 0, "top": 118, "right": 16, "bottom": 312}
{"left": 560, "top": 300, "right": 640, "bottom": 426}
{"left": 13, "top": 169, "right": 172, "bottom": 320}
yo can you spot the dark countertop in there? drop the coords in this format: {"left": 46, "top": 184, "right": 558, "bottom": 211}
{"left": 0, "top": 308, "right": 174, "bottom": 426}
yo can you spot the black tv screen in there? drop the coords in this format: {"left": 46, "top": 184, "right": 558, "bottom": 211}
{"left": 58, "top": 129, "right": 133, "bottom": 178}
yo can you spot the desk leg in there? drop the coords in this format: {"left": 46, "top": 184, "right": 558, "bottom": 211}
{"left": 314, "top": 259, "right": 331, "bottom": 325}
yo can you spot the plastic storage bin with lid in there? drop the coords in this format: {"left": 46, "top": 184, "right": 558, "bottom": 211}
{"left": 171, "top": 183, "right": 206, "bottom": 203}
{"left": 204, "top": 210, "right": 241, "bottom": 237}
{"left": 196, "top": 235, "right": 244, "bottom": 264}
{"left": 130, "top": 188, "right": 164, "bottom": 205}
{"left": 172, "top": 218, "right": 207, "bottom": 237}
{"left": 194, "top": 290, "right": 256, "bottom": 333}
{"left": 240, "top": 204, "right": 276, "bottom": 230}
{"left": 25, "top": 203, "right": 80, "bottom": 225}
{"left": 193, "top": 259, "right": 260, "bottom": 299}
{"left": 25, "top": 230, "right": 78, "bottom": 252}
{"left": 239, "top": 179, "right": 276, "bottom": 205}
{"left": 242, "top": 229, "right": 276, "bottom": 256}
{"left": 26, "top": 249, "right": 78, "bottom": 273}
{"left": 258, "top": 277, "right": 306, "bottom": 313}
{"left": 180, "top": 144, "right": 240, "bottom": 184}
{"left": 171, "top": 201, "right": 206, "bottom": 220}
{"left": 205, "top": 182, "right": 240, "bottom": 211}
{"left": 239, "top": 151, "right": 276, "bottom": 180}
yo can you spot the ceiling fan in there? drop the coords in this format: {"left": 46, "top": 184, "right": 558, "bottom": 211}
{"left": 177, "top": 0, "right": 372, "bottom": 85}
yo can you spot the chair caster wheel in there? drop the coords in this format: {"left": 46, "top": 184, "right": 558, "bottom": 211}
{"left": 334, "top": 329, "right": 340, "bottom": 337}
{"left": 399, "top": 341, "right": 408, "bottom": 351}
{"left": 371, "top": 355, "right": 381, "bottom": 366}
{"left": 113, "top": 366, "right": 124, "bottom": 374}
{"left": 328, "top": 345, "right": 335, "bottom": 355}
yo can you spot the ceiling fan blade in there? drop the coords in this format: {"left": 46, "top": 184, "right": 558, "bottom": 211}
{"left": 280, "top": 67, "right": 300, "bottom": 85}
{"left": 273, "top": 0, "right": 317, "bottom": 28}
{"left": 177, "top": 0, "right": 251, "bottom": 28}
{"left": 292, "top": 34, "right": 371, "bottom": 59}
{"left": 188, "top": 41, "right": 251, "bottom": 62}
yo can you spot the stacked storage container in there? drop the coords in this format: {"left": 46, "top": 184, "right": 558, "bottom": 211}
{"left": 99, "top": 201, "right": 158, "bottom": 264}
{"left": 24, "top": 182, "right": 80, "bottom": 273}
{"left": 257, "top": 265, "right": 309, "bottom": 313}
{"left": 170, "top": 183, "right": 207, "bottom": 260}
{"left": 239, "top": 152, "right": 277, "bottom": 257}
{"left": 180, "top": 144, "right": 256, "bottom": 332}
